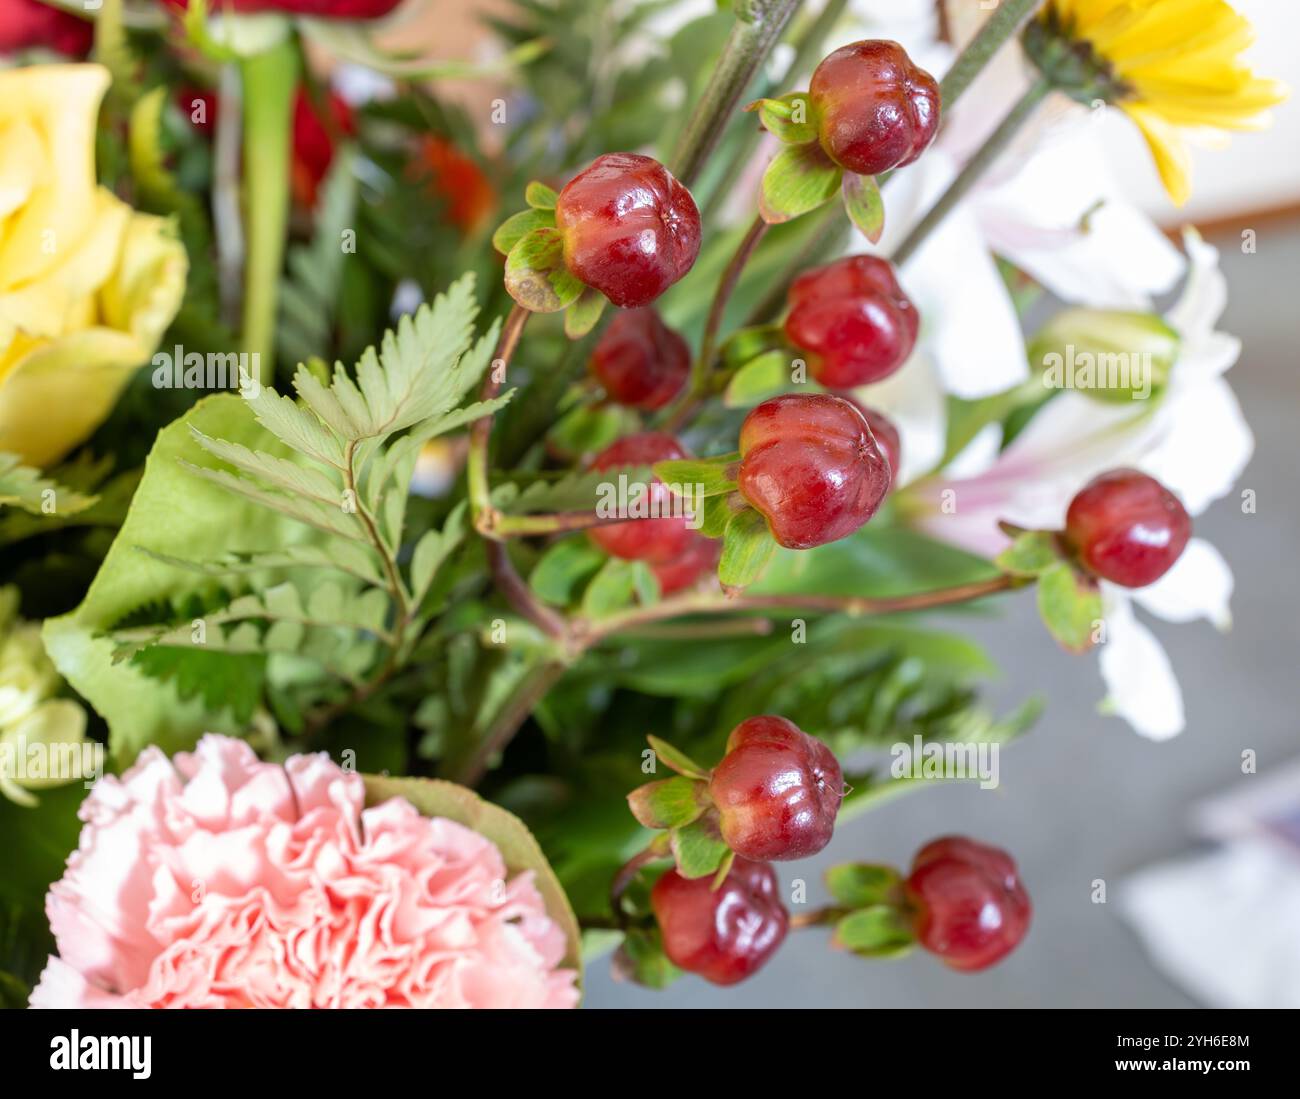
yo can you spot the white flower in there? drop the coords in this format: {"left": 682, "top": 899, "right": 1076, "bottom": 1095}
{"left": 899, "top": 233, "right": 1247, "bottom": 739}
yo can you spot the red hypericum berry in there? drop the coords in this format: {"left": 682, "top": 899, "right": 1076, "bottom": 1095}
{"left": 651, "top": 858, "right": 788, "bottom": 986}
{"left": 0, "top": 0, "right": 93, "bottom": 57}
{"left": 1064, "top": 469, "right": 1191, "bottom": 588}
{"left": 905, "top": 836, "right": 1031, "bottom": 972}
{"left": 737, "top": 393, "right": 891, "bottom": 549}
{"left": 785, "top": 256, "right": 918, "bottom": 387}
{"left": 555, "top": 153, "right": 701, "bottom": 309}
{"left": 838, "top": 395, "right": 901, "bottom": 484}
{"left": 709, "top": 716, "right": 843, "bottom": 861}
{"left": 588, "top": 433, "right": 695, "bottom": 564}
{"left": 652, "top": 534, "right": 721, "bottom": 596}
{"left": 809, "top": 40, "right": 940, "bottom": 177}
{"left": 589, "top": 308, "right": 690, "bottom": 411}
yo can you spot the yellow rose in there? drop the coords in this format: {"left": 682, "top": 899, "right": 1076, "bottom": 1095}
{"left": 0, "top": 64, "right": 187, "bottom": 467}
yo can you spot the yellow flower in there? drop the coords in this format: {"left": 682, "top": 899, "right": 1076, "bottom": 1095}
{"left": 1033, "top": 0, "right": 1287, "bottom": 204}
{"left": 0, "top": 64, "right": 187, "bottom": 467}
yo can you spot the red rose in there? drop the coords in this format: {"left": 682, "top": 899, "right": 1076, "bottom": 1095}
{"left": 0, "top": 0, "right": 93, "bottom": 57}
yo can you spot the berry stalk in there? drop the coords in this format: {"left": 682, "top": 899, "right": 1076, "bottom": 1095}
{"left": 467, "top": 303, "right": 530, "bottom": 535}
{"left": 670, "top": 0, "right": 805, "bottom": 187}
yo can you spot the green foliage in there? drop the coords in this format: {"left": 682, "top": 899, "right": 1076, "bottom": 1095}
{"left": 0, "top": 454, "right": 97, "bottom": 517}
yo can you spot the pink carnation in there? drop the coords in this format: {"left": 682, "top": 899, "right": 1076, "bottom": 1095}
{"left": 30, "top": 734, "right": 579, "bottom": 1008}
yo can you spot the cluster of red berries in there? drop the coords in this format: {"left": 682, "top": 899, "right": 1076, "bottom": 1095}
{"left": 643, "top": 718, "right": 1031, "bottom": 985}
{"left": 1064, "top": 469, "right": 1192, "bottom": 588}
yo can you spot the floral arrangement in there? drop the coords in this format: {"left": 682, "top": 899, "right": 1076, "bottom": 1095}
{"left": 0, "top": 0, "right": 1283, "bottom": 1007}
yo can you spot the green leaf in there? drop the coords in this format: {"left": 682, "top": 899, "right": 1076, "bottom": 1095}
{"left": 759, "top": 142, "right": 842, "bottom": 225}
{"left": 564, "top": 286, "right": 607, "bottom": 339}
{"left": 129, "top": 647, "right": 266, "bottom": 725}
{"left": 842, "top": 172, "right": 884, "bottom": 244}
{"left": 497, "top": 464, "right": 652, "bottom": 515}
{"left": 504, "top": 227, "right": 585, "bottom": 313}
{"left": 492, "top": 207, "right": 554, "bottom": 255}
{"left": 697, "top": 493, "right": 739, "bottom": 539}
{"left": 525, "top": 181, "right": 559, "bottom": 209}
{"left": 581, "top": 558, "right": 639, "bottom": 618}
{"left": 670, "top": 817, "right": 729, "bottom": 880}
{"left": 529, "top": 538, "right": 606, "bottom": 606}
{"left": 833, "top": 905, "right": 915, "bottom": 958}
{"left": 723, "top": 349, "right": 798, "bottom": 408}
{"left": 745, "top": 93, "right": 818, "bottom": 144}
{"left": 646, "top": 735, "right": 710, "bottom": 779}
{"left": 0, "top": 453, "right": 96, "bottom": 516}
{"left": 825, "top": 863, "right": 902, "bottom": 908}
{"left": 627, "top": 776, "right": 707, "bottom": 830}
{"left": 44, "top": 395, "right": 330, "bottom": 763}
{"left": 652, "top": 455, "right": 739, "bottom": 498}
{"left": 718, "top": 508, "right": 776, "bottom": 589}
{"left": 409, "top": 504, "right": 468, "bottom": 607}
{"left": 996, "top": 530, "right": 1063, "bottom": 577}
{"left": 615, "top": 928, "right": 682, "bottom": 989}
{"left": 547, "top": 402, "right": 639, "bottom": 457}
{"left": 1037, "top": 561, "right": 1102, "bottom": 653}
{"left": 361, "top": 774, "right": 582, "bottom": 986}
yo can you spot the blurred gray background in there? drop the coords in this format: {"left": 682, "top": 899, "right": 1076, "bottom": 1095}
{"left": 584, "top": 221, "right": 1300, "bottom": 1008}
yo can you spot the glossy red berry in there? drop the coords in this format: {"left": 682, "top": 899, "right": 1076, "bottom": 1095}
{"left": 589, "top": 308, "right": 690, "bottom": 411}
{"left": 1064, "top": 469, "right": 1191, "bottom": 588}
{"left": 652, "top": 534, "right": 721, "bottom": 595}
{"left": 555, "top": 153, "right": 701, "bottom": 309}
{"left": 588, "top": 433, "right": 695, "bottom": 564}
{"left": 0, "top": 0, "right": 93, "bottom": 56}
{"left": 737, "top": 394, "right": 891, "bottom": 549}
{"left": 905, "top": 836, "right": 1031, "bottom": 972}
{"left": 709, "top": 716, "right": 843, "bottom": 861}
{"left": 809, "top": 40, "right": 940, "bottom": 177}
{"left": 785, "top": 256, "right": 918, "bottom": 387}
{"left": 651, "top": 858, "right": 788, "bottom": 986}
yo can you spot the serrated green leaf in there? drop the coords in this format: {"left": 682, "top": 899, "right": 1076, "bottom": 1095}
{"left": 524, "top": 181, "right": 559, "bottom": 209}
{"left": 759, "top": 142, "right": 842, "bottom": 224}
{"left": 1037, "top": 561, "right": 1102, "bottom": 653}
{"left": 670, "top": 817, "right": 729, "bottom": 880}
{"left": 497, "top": 464, "right": 653, "bottom": 515}
{"left": 627, "top": 776, "right": 707, "bottom": 830}
{"left": 825, "top": 863, "right": 902, "bottom": 908}
{"left": 529, "top": 538, "right": 607, "bottom": 606}
{"left": 410, "top": 503, "right": 467, "bottom": 606}
{"left": 0, "top": 453, "right": 96, "bottom": 516}
{"left": 653, "top": 455, "right": 739, "bottom": 498}
{"left": 833, "top": 905, "right": 915, "bottom": 958}
{"left": 996, "top": 530, "right": 1063, "bottom": 577}
{"left": 723, "top": 349, "right": 798, "bottom": 408}
{"left": 646, "top": 735, "right": 710, "bottom": 779}
{"left": 564, "top": 286, "right": 607, "bottom": 339}
{"left": 745, "top": 93, "right": 818, "bottom": 144}
{"left": 505, "top": 227, "right": 585, "bottom": 313}
{"left": 719, "top": 508, "right": 776, "bottom": 589}
{"left": 136, "top": 544, "right": 385, "bottom": 588}
{"left": 492, "top": 207, "right": 554, "bottom": 255}
{"left": 129, "top": 647, "right": 266, "bottom": 725}
{"left": 842, "top": 171, "right": 884, "bottom": 244}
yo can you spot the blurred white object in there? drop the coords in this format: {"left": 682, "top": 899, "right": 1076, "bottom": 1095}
{"left": 1121, "top": 839, "right": 1300, "bottom": 1008}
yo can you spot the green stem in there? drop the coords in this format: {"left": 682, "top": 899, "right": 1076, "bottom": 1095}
{"left": 239, "top": 39, "right": 299, "bottom": 383}
{"left": 671, "top": 0, "right": 804, "bottom": 187}
{"left": 451, "top": 656, "right": 568, "bottom": 786}
{"left": 468, "top": 304, "right": 530, "bottom": 535}
{"left": 890, "top": 75, "right": 1052, "bottom": 267}
{"left": 938, "top": 0, "right": 1046, "bottom": 110}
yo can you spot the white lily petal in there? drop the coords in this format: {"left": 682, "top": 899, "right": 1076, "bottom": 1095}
{"left": 854, "top": 352, "right": 947, "bottom": 487}
{"left": 1167, "top": 229, "right": 1228, "bottom": 341}
{"left": 1098, "top": 593, "right": 1185, "bottom": 740}
{"left": 1132, "top": 538, "right": 1234, "bottom": 630}
{"left": 1140, "top": 377, "right": 1253, "bottom": 516}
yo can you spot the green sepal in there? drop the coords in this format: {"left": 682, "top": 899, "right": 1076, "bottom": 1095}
{"left": 833, "top": 905, "right": 915, "bottom": 958}
{"left": 723, "top": 349, "right": 799, "bottom": 408}
{"left": 524, "top": 180, "right": 559, "bottom": 209}
{"left": 1037, "top": 560, "right": 1103, "bottom": 653}
{"left": 564, "top": 286, "right": 607, "bottom": 339}
{"left": 759, "top": 142, "right": 842, "bottom": 224}
{"left": 615, "top": 928, "right": 683, "bottom": 990}
{"left": 718, "top": 507, "right": 776, "bottom": 589}
{"left": 646, "top": 734, "right": 710, "bottom": 780}
{"left": 627, "top": 775, "right": 709, "bottom": 830}
{"left": 825, "top": 863, "right": 903, "bottom": 908}
{"left": 745, "top": 92, "right": 818, "bottom": 144}
{"left": 995, "top": 529, "right": 1064, "bottom": 577}
{"left": 504, "top": 227, "right": 584, "bottom": 313}
{"left": 492, "top": 207, "right": 555, "bottom": 255}
{"left": 670, "top": 816, "right": 730, "bottom": 880}
{"left": 698, "top": 493, "right": 742, "bottom": 539}
{"left": 842, "top": 172, "right": 884, "bottom": 243}
{"left": 653, "top": 455, "right": 740, "bottom": 498}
